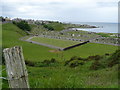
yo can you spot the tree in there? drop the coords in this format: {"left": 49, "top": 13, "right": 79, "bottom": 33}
{"left": 43, "top": 24, "right": 54, "bottom": 31}
{"left": 13, "top": 20, "right": 31, "bottom": 31}
{"left": 0, "top": 16, "right": 5, "bottom": 22}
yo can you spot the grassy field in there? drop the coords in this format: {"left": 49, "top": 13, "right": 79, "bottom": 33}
{"left": 2, "top": 23, "right": 119, "bottom": 88}
{"left": 31, "top": 37, "right": 81, "bottom": 48}
{"left": 63, "top": 43, "right": 118, "bottom": 59}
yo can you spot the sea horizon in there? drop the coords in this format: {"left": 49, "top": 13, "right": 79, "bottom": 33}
{"left": 66, "top": 22, "right": 118, "bottom": 33}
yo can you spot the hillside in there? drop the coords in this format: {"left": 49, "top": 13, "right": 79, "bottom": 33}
{"left": 2, "top": 23, "right": 119, "bottom": 88}
{"left": 2, "top": 49, "right": 119, "bottom": 88}
{"left": 3, "top": 23, "right": 118, "bottom": 61}
{"left": 2, "top": 23, "right": 57, "bottom": 62}
{"left": 43, "top": 22, "right": 66, "bottom": 31}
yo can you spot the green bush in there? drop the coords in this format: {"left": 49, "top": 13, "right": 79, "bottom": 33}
{"left": 64, "top": 56, "right": 78, "bottom": 66}
{"left": 0, "top": 16, "right": 5, "bottom": 22}
{"left": 90, "top": 60, "right": 102, "bottom": 70}
{"left": 108, "top": 50, "right": 120, "bottom": 67}
{"left": 105, "top": 53, "right": 110, "bottom": 56}
{"left": 35, "top": 58, "right": 58, "bottom": 67}
{"left": 87, "top": 55, "right": 102, "bottom": 60}
{"left": 69, "top": 60, "right": 84, "bottom": 68}
{"left": 64, "top": 56, "right": 85, "bottom": 67}
{"left": 13, "top": 20, "right": 31, "bottom": 31}
{"left": 25, "top": 58, "right": 58, "bottom": 67}
{"left": 25, "top": 60, "right": 35, "bottom": 67}
{"left": 43, "top": 24, "right": 54, "bottom": 31}
{"left": 50, "top": 58, "right": 57, "bottom": 63}
{"left": 70, "top": 56, "right": 84, "bottom": 61}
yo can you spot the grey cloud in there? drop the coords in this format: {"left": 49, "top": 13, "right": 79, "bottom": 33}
{"left": 1, "top": 0, "right": 118, "bottom": 22}
{"left": 97, "top": 2, "right": 118, "bottom": 7}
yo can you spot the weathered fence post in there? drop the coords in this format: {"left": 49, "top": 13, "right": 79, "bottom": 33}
{"left": 3, "top": 46, "right": 29, "bottom": 88}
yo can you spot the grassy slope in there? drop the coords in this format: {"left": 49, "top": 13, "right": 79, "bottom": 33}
{"left": 2, "top": 58, "right": 118, "bottom": 88}
{"left": 2, "top": 23, "right": 57, "bottom": 62}
{"left": 46, "top": 22, "right": 66, "bottom": 31}
{"left": 28, "top": 64, "right": 118, "bottom": 88}
{"left": 2, "top": 23, "right": 118, "bottom": 88}
{"left": 31, "top": 37, "right": 80, "bottom": 48}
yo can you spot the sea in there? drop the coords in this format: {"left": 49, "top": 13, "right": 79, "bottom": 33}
{"left": 70, "top": 22, "right": 118, "bottom": 33}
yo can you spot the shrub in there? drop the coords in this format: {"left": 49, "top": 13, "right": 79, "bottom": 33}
{"left": 42, "top": 60, "right": 51, "bottom": 65}
{"left": 64, "top": 61, "right": 70, "bottom": 66}
{"left": 50, "top": 58, "right": 56, "bottom": 63}
{"left": 25, "top": 58, "right": 58, "bottom": 67}
{"left": 70, "top": 56, "right": 84, "bottom": 61}
{"left": 43, "top": 24, "right": 54, "bottom": 31}
{"left": 65, "top": 56, "right": 85, "bottom": 66}
{"left": 108, "top": 50, "right": 120, "bottom": 67}
{"left": 12, "top": 21, "right": 16, "bottom": 24}
{"left": 87, "top": 55, "right": 102, "bottom": 60}
{"left": 69, "top": 60, "right": 84, "bottom": 68}
{"left": 69, "top": 60, "right": 79, "bottom": 68}
{"left": 60, "top": 33, "right": 63, "bottom": 35}
{"left": 13, "top": 20, "right": 31, "bottom": 31}
{"left": 105, "top": 53, "right": 110, "bottom": 56}
{"left": 77, "top": 57, "right": 85, "bottom": 60}
{"left": 25, "top": 60, "right": 35, "bottom": 67}
{"left": 37, "top": 58, "right": 58, "bottom": 67}
{"left": 90, "top": 60, "right": 102, "bottom": 70}
{"left": 70, "top": 56, "right": 79, "bottom": 61}
{"left": 94, "top": 55, "right": 102, "bottom": 60}
{"left": 0, "top": 16, "right": 5, "bottom": 22}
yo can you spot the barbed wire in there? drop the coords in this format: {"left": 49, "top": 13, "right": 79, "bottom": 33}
{"left": 0, "top": 77, "right": 7, "bottom": 80}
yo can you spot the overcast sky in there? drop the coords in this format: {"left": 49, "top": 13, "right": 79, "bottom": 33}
{"left": 1, "top": 0, "right": 119, "bottom": 22}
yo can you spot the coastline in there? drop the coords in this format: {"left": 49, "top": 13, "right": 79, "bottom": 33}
{"left": 73, "top": 28, "right": 119, "bottom": 34}
{"left": 69, "top": 22, "right": 118, "bottom": 33}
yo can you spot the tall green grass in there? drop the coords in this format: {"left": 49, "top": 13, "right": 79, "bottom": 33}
{"left": 28, "top": 64, "right": 118, "bottom": 88}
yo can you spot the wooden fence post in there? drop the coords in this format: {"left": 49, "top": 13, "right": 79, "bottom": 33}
{"left": 3, "top": 46, "right": 29, "bottom": 88}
